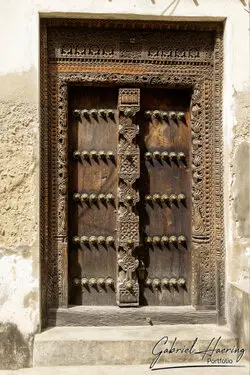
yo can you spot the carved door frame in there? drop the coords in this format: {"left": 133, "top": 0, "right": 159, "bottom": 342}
{"left": 40, "top": 18, "right": 225, "bottom": 327}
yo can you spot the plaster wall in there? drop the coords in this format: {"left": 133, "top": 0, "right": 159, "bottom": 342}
{"left": 0, "top": 0, "right": 249, "bottom": 369}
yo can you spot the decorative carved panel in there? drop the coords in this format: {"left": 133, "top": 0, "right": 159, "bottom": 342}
{"left": 40, "top": 19, "right": 224, "bottom": 326}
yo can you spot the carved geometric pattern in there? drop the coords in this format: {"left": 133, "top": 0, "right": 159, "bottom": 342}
{"left": 118, "top": 181, "right": 140, "bottom": 207}
{"left": 119, "top": 154, "right": 140, "bottom": 185}
{"left": 116, "top": 280, "right": 140, "bottom": 307}
{"left": 117, "top": 254, "right": 139, "bottom": 273}
{"left": 40, "top": 19, "right": 224, "bottom": 322}
{"left": 118, "top": 220, "right": 140, "bottom": 247}
{"left": 118, "top": 138, "right": 139, "bottom": 156}
{"left": 117, "top": 88, "right": 140, "bottom": 306}
{"left": 119, "top": 117, "right": 139, "bottom": 142}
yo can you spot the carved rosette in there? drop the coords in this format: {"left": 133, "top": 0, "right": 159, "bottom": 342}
{"left": 117, "top": 88, "right": 140, "bottom": 307}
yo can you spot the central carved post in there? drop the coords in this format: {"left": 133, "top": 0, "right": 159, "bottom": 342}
{"left": 117, "top": 88, "right": 140, "bottom": 307}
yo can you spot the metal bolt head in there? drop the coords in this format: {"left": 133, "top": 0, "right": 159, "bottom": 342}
{"left": 90, "top": 150, "right": 98, "bottom": 158}
{"left": 89, "top": 236, "right": 97, "bottom": 244}
{"left": 98, "top": 193, "right": 106, "bottom": 201}
{"left": 107, "top": 109, "right": 115, "bottom": 117}
{"left": 153, "top": 110, "right": 161, "bottom": 119}
{"left": 169, "top": 152, "right": 177, "bottom": 160}
{"left": 81, "top": 151, "right": 89, "bottom": 158}
{"left": 177, "top": 112, "right": 185, "bottom": 120}
{"left": 161, "top": 194, "right": 169, "bottom": 203}
{"left": 146, "top": 236, "right": 152, "bottom": 244}
{"left": 162, "top": 111, "right": 169, "bottom": 120}
{"left": 169, "top": 278, "right": 177, "bottom": 286}
{"left": 145, "top": 152, "right": 152, "bottom": 160}
{"left": 73, "top": 277, "right": 80, "bottom": 285}
{"left": 161, "top": 236, "right": 169, "bottom": 244}
{"left": 98, "top": 150, "right": 106, "bottom": 158}
{"left": 162, "top": 278, "right": 169, "bottom": 286}
{"left": 125, "top": 152, "right": 132, "bottom": 160}
{"left": 72, "top": 109, "right": 81, "bottom": 118}
{"left": 89, "top": 278, "right": 97, "bottom": 287}
{"left": 177, "top": 152, "right": 185, "bottom": 161}
{"left": 97, "top": 277, "right": 105, "bottom": 286}
{"left": 89, "top": 193, "right": 97, "bottom": 202}
{"left": 81, "top": 193, "right": 89, "bottom": 202}
{"left": 178, "top": 193, "right": 186, "bottom": 202}
{"left": 145, "top": 279, "right": 152, "bottom": 286}
{"left": 127, "top": 239, "right": 134, "bottom": 247}
{"left": 82, "top": 109, "right": 89, "bottom": 117}
{"left": 72, "top": 236, "right": 80, "bottom": 244}
{"left": 153, "top": 194, "right": 161, "bottom": 202}
{"left": 178, "top": 278, "right": 186, "bottom": 286}
{"left": 97, "top": 236, "right": 106, "bottom": 244}
{"left": 106, "top": 193, "right": 114, "bottom": 202}
{"left": 169, "top": 111, "right": 177, "bottom": 120}
{"left": 106, "top": 236, "right": 114, "bottom": 245}
{"left": 98, "top": 109, "right": 106, "bottom": 117}
{"left": 145, "top": 278, "right": 152, "bottom": 286}
{"left": 125, "top": 280, "right": 133, "bottom": 290}
{"left": 106, "top": 277, "right": 114, "bottom": 286}
{"left": 169, "top": 235, "right": 177, "bottom": 244}
{"left": 178, "top": 235, "right": 186, "bottom": 244}
{"left": 161, "top": 151, "right": 169, "bottom": 160}
{"left": 153, "top": 151, "right": 161, "bottom": 159}
{"left": 73, "top": 150, "right": 81, "bottom": 159}
{"left": 170, "top": 194, "right": 177, "bottom": 202}
{"left": 90, "top": 109, "right": 98, "bottom": 117}
{"left": 126, "top": 195, "right": 133, "bottom": 203}
{"left": 107, "top": 151, "right": 114, "bottom": 159}
{"left": 144, "top": 110, "right": 152, "bottom": 118}
{"left": 153, "top": 278, "right": 161, "bottom": 287}
{"left": 80, "top": 236, "right": 89, "bottom": 244}
{"left": 153, "top": 236, "right": 161, "bottom": 244}
{"left": 73, "top": 193, "right": 81, "bottom": 201}
{"left": 81, "top": 278, "right": 89, "bottom": 287}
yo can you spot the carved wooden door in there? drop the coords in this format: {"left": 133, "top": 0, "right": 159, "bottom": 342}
{"left": 68, "top": 86, "right": 191, "bottom": 307}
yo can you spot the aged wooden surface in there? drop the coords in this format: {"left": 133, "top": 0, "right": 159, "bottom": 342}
{"left": 68, "top": 87, "right": 118, "bottom": 305}
{"left": 40, "top": 19, "right": 224, "bottom": 325}
{"left": 138, "top": 89, "right": 191, "bottom": 306}
{"left": 68, "top": 87, "right": 191, "bottom": 307}
{"left": 48, "top": 306, "right": 217, "bottom": 326}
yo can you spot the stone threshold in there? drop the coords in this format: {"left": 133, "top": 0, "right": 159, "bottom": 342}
{"left": 33, "top": 324, "right": 239, "bottom": 367}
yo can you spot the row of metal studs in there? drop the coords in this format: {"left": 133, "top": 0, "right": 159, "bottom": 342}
{"left": 144, "top": 110, "right": 185, "bottom": 121}
{"left": 72, "top": 235, "right": 115, "bottom": 245}
{"left": 145, "top": 235, "right": 186, "bottom": 245}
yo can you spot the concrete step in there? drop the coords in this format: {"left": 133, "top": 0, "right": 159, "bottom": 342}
{"left": 33, "top": 324, "right": 242, "bottom": 367}
{"left": 1, "top": 364, "right": 250, "bottom": 375}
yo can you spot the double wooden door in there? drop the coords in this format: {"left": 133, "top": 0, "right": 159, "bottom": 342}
{"left": 68, "top": 86, "right": 191, "bottom": 307}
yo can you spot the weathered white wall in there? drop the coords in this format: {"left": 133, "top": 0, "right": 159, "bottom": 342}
{"left": 0, "top": 0, "right": 249, "bottom": 369}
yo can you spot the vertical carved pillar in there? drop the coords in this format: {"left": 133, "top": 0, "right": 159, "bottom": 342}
{"left": 117, "top": 89, "right": 140, "bottom": 307}
{"left": 56, "top": 79, "right": 69, "bottom": 307}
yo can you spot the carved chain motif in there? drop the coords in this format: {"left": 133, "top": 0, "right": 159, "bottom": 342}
{"left": 117, "top": 88, "right": 140, "bottom": 307}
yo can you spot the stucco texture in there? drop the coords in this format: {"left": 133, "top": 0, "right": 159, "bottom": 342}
{"left": 0, "top": 71, "right": 39, "bottom": 368}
